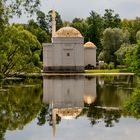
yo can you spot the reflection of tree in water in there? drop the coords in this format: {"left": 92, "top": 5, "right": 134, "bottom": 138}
{"left": 47, "top": 111, "right": 61, "bottom": 127}
{"left": 124, "top": 92, "right": 140, "bottom": 119}
{"left": 37, "top": 104, "right": 49, "bottom": 126}
{"left": 97, "top": 75, "right": 136, "bottom": 90}
{"left": 37, "top": 104, "right": 61, "bottom": 126}
{"left": 81, "top": 104, "right": 122, "bottom": 127}
{"left": 37, "top": 75, "right": 136, "bottom": 129}
{"left": 124, "top": 76, "right": 140, "bottom": 119}
{"left": 96, "top": 75, "right": 136, "bottom": 108}
{"left": 104, "top": 109, "right": 120, "bottom": 127}
{"left": 0, "top": 78, "right": 42, "bottom": 140}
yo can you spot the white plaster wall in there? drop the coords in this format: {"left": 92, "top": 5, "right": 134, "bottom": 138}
{"left": 53, "top": 37, "right": 84, "bottom": 44}
{"left": 84, "top": 48, "right": 96, "bottom": 67}
{"left": 75, "top": 45, "right": 84, "bottom": 66}
{"left": 43, "top": 77, "right": 84, "bottom": 108}
{"left": 43, "top": 43, "right": 53, "bottom": 67}
{"left": 53, "top": 37, "right": 84, "bottom": 67}
{"left": 84, "top": 77, "right": 96, "bottom": 97}
{"left": 43, "top": 78, "right": 54, "bottom": 103}
{"left": 54, "top": 43, "right": 75, "bottom": 66}
{"left": 53, "top": 44, "right": 62, "bottom": 66}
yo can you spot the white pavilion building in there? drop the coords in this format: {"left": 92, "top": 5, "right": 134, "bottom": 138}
{"left": 43, "top": 10, "right": 96, "bottom": 72}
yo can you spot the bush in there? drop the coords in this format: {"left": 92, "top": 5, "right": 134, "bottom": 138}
{"left": 99, "top": 62, "right": 108, "bottom": 69}
{"left": 108, "top": 62, "right": 115, "bottom": 69}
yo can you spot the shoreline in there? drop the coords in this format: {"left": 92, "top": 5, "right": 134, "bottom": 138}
{"left": 1, "top": 72, "right": 135, "bottom": 80}
{"left": 42, "top": 72, "right": 135, "bottom": 76}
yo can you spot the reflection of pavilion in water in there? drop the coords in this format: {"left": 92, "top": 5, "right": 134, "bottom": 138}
{"left": 43, "top": 76, "right": 96, "bottom": 136}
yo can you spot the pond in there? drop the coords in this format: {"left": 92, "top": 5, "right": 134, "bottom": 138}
{"left": 0, "top": 75, "right": 140, "bottom": 140}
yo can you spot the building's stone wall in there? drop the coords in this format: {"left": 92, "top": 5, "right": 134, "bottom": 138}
{"left": 43, "top": 43, "right": 54, "bottom": 67}
{"left": 43, "top": 37, "right": 85, "bottom": 72}
{"left": 84, "top": 77, "right": 96, "bottom": 97}
{"left": 84, "top": 47, "right": 96, "bottom": 67}
{"left": 43, "top": 76, "right": 97, "bottom": 107}
{"left": 43, "top": 66, "right": 84, "bottom": 72}
{"left": 43, "top": 76, "right": 85, "bottom": 108}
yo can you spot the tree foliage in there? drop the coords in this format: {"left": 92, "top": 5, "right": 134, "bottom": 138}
{"left": 115, "top": 43, "right": 136, "bottom": 64}
{"left": 0, "top": 25, "right": 42, "bottom": 77}
{"left": 3, "top": 0, "right": 40, "bottom": 16}
{"left": 124, "top": 87, "right": 140, "bottom": 119}
{"left": 136, "top": 30, "right": 140, "bottom": 41}
{"left": 122, "top": 17, "right": 140, "bottom": 44}
{"left": 103, "top": 9, "right": 121, "bottom": 28}
{"left": 125, "top": 41, "right": 140, "bottom": 73}
{"left": 0, "top": 78, "right": 42, "bottom": 139}
{"left": 36, "top": 10, "right": 49, "bottom": 32}
{"left": 22, "top": 19, "right": 50, "bottom": 44}
{"left": 98, "top": 28, "right": 129, "bottom": 64}
{"left": 86, "top": 11, "right": 104, "bottom": 55}
{"left": 71, "top": 18, "right": 88, "bottom": 38}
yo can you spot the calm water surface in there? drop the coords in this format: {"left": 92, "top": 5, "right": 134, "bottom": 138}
{"left": 0, "top": 75, "right": 140, "bottom": 140}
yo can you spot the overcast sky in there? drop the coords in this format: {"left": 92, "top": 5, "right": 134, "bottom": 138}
{"left": 12, "top": 0, "right": 140, "bottom": 23}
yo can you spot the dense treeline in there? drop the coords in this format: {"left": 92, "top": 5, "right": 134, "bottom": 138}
{"left": 0, "top": 1, "right": 140, "bottom": 77}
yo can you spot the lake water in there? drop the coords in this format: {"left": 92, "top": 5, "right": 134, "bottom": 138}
{"left": 0, "top": 75, "right": 140, "bottom": 140}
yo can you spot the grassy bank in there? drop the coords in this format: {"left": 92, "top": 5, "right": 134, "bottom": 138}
{"left": 85, "top": 69, "right": 128, "bottom": 73}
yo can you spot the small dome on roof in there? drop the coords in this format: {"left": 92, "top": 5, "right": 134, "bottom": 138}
{"left": 84, "top": 41, "right": 96, "bottom": 48}
{"left": 54, "top": 27, "right": 83, "bottom": 37}
{"left": 84, "top": 96, "right": 96, "bottom": 104}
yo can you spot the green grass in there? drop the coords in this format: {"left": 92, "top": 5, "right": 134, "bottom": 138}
{"left": 85, "top": 69, "right": 124, "bottom": 73}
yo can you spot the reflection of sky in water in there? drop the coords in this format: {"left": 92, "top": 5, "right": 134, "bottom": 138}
{"left": 6, "top": 117, "right": 140, "bottom": 140}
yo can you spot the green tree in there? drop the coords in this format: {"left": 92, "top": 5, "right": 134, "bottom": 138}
{"left": 0, "top": 0, "right": 40, "bottom": 34}
{"left": 13, "top": 20, "right": 50, "bottom": 62}
{"left": 0, "top": 78, "right": 42, "bottom": 139}
{"left": 103, "top": 9, "right": 121, "bottom": 28}
{"left": 136, "top": 30, "right": 140, "bottom": 41}
{"left": 26, "top": 20, "right": 51, "bottom": 61}
{"left": 125, "top": 41, "right": 140, "bottom": 73}
{"left": 86, "top": 11, "right": 104, "bottom": 56}
{"left": 115, "top": 43, "right": 136, "bottom": 65}
{"left": 98, "top": 28, "right": 129, "bottom": 64}
{"left": 0, "top": 0, "right": 41, "bottom": 30}
{"left": 0, "top": 0, "right": 8, "bottom": 31}
{"left": 36, "top": 10, "right": 49, "bottom": 32}
{"left": 63, "top": 20, "right": 71, "bottom": 27}
{"left": 4, "top": 0, "right": 40, "bottom": 16}
{"left": 71, "top": 18, "right": 88, "bottom": 38}
{"left": 122, "top": 17, "right": 140, "bottom": 44}
{"left": 0, "top": 25, "right": 42, "bottom": 77}
{"left": 25, "top": 19, "right": 50, "bottom": 43}
{"left": 124, "top": 82, "right": 140, "bottom": 119}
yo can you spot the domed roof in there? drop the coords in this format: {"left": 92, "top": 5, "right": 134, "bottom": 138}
{"left": 84, "top": 96, "right": 96, "bottom": 104}
{"left": 57, "top": 108, "right": 82, "bottom": 119}
{"left": 84, "top": 41, "right": 96, "bottom": 48}
{"left": 54, "top": 27, "right": 83, "bottom": 37}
